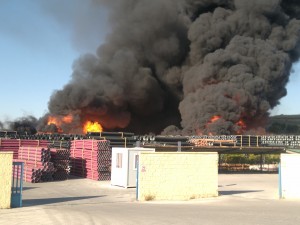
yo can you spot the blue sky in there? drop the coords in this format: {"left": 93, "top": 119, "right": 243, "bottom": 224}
{"left": 0, "top": 0, "right": 299, "bottom": 124}
{"left": 271, "top": 62, "right": 300, "bottom": 116}
{"left": 0, "top": 0, "right": 108, "bottom": 122}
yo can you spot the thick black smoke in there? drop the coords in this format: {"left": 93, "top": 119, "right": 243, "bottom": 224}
{"left": 8, "top": 116, "right": 38, "bottom": 134}
{"left": 41, "top": 0, "right": 300, "bottom": 135}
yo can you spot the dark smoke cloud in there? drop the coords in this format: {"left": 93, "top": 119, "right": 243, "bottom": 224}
{"left": 8, "top": 116, "right": 38, "bottom": 134}
{"left": 40, "top": 0, "right": 300, "bottom": 135}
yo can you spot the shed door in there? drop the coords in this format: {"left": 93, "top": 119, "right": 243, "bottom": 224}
{"left": 127, "top": 151, "right": 139, "bottom": 187}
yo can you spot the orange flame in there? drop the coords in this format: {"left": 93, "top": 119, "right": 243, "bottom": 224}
{"left": 47, "top": 116, "right": 63, "bottom": 133}
{"left": 236, "top": 119, "right": 246, "bottom": 128}
{"left": 62, "top": 114, "right": 73, "bottom": 123}
{"left": 47, "top": 116, "right": 59, "bottom": 126}
{"left": 209, "top": 115, "right": 221, "bottom": 123}
{"left": 47, "top": 114, "right": 73, "bottom": 125}
{"left": 47, "top": 114, "right": 73, "bottom": 133}
{"left": 83, "top": 121, "right": 103, "bottom": 134}
{"left": 203, "top": 115, "right": 222, "bottom": 135}
{"left": 236, "top": 119, "right": 246, "bottom": 134}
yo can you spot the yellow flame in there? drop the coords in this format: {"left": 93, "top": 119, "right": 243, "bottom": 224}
{"left": 83, "top": 121, "right": 103, "bottom": 134}
{"left": 47, "top": 116, "right": 59, "bottom": 126}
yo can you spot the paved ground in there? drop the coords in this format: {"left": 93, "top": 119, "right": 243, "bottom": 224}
{"left": 1, "top": 174, "right": 300, "bottom": 225}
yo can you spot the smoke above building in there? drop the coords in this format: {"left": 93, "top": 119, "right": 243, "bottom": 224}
{"left": 37, "top": 0, "right": 300, "bottom": 135}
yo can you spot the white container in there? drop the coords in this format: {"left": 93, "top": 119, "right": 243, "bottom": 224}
{"left": 111, "top": 147, "right": 155, "bottom": 188}
{"left": 280, "top": 153, "right": 300, "bottom": 199}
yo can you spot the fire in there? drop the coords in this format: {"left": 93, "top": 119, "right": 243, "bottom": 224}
{"left": 83, "top": 121, "right": 103, "bottom": 134}
{"left": 204, "top": 115, "right": 247, "bottom": 135}
{"left": 203, "top": 115, "right": 222, "bottom": 135}
{"left": 47, "top": 116, "right": 59, "bottom": 126}
{"left": 62, "top": 114, "right": 73, "bottom": 123}
{"left": 236, "top": 119, "right": 246, "bottom": 134}
{"left": 47, "top": 114, "right": 73, "bottom": 133}
{"left": 236, "top": 119, "right": 246, "bottom": 128}
{"left": 209, "top": 115, "right": 221, "bottom": 123}
{"left": 47, "top": 116, "right": 63, "bottom": 133}
{"left": 47, "top": 114, "right": 73, "bottom": 126}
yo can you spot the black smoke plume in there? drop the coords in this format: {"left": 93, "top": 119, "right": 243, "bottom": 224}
{"left": 40, "top": 0, "right": 300, "bottom": 135}
{"left": 8, "top": 116, "right": 38, "bottom": 135}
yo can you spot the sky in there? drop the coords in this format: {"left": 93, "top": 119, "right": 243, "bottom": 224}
{"left": 0, "top": 0, "right": 299, "bottom": 125}
{"left": 0, "top": 0, "right": 109, "bottom": 123}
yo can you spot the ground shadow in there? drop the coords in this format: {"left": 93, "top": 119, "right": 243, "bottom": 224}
{"left": 23, "top": 195, "right": 105, "bottom": 207}
{"left": 218, "top": 184, "right": 237, "bottom": 187}
{"left": 67, "top": 175, "right": 88, "bottom": 180}
{"left": 22, "top": 187, "right": 38, "bottom": 191}
{"left": 219, "top": 190, "right": 263, "bottom": 195}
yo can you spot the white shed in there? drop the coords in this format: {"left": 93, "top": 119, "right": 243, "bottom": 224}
{"left": 280, "top": 153, "right": 300, "bottom": 199}
{"left": 111, "top": 147, "right": 155, "bottom": 188}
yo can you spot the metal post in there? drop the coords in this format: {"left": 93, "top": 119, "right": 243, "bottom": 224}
{"left": 260, "top": 154, "right": 263, "bottom": 172}
{"left": 177, "top": 141, "right": 181, "bottom": 152}
{"left": 136, "top": 160, "right": 139, "bottom": 201}
{"left": 19, "top": 162, "right": 24, "bottom": 207}
{"left": 218, "top": 154, "right": 221, "bottom": 171}
{"left": 278, "top": 162, "right": 282, "bottom": 198}
{"left": 136, "top": 141, "right": 141, "bottom": 147}
{"left": 241, "top": 135, "right": 243, "bottom": 147}
{"left": 249, "top": 135, "right": 251, "bottom": 147}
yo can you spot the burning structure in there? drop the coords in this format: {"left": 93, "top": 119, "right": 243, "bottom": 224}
{"left": 20, "top": 1, "right": 300, "bottom": 135}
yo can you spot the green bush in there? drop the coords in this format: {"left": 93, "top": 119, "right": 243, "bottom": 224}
{"left": 220, "top": 154, "right": 280, "bottom": 164}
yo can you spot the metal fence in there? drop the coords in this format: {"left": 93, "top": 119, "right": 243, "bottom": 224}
{"left": 11, "top": 162, "right": 24, "bottom": 208}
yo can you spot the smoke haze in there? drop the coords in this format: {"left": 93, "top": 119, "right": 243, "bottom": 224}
{"left": 38, "top": 0, "right": 300, "bottom": 135}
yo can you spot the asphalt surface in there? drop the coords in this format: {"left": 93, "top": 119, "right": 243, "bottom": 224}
{"left": 1, "top": 173, "right": 300, "bottom": 225}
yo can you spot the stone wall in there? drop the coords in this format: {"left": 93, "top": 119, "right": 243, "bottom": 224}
{"left": 138, "top": 152, "right": 218, "bottom": 201}
{"left": 0, "top": 152, "right": 13, "bottom": 209}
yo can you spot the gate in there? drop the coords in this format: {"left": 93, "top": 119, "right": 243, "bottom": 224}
{"left": 11, "top": 162, "right": 24, "bottom": 208}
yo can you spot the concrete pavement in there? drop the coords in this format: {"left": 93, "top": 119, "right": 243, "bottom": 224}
{"left": 1, "top": 174, "right": 300, "bottom": 225}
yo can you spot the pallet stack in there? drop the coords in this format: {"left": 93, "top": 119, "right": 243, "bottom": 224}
{"left": 86, "top": 132, "right": 136, "bottom": 147}
{"left": 70, "top": 140, "right": 111, "bottom": 181}
{"left": 48, "top": 140, "right": 71, "bottom": 181}
{"left": 17, "top": 146, "right": 55, "bottom": 183}
{"left": 0, "top": 139, "right": 49, "bottom": 159}
{"left": 0, "top": 139, "right": 21, "bottom": 158}
{"left": 0, "top": 131, "right": 17, "bottom": 138}
{"left": 97, "top": 140, "right": 111, "bottom": 180}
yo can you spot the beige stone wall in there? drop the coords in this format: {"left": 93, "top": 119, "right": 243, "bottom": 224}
{"left": 0, "top": 152, "right": 13, "bottom": 209}
{"left": 138, "top": 152, "right": 218, "bottom": 201}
